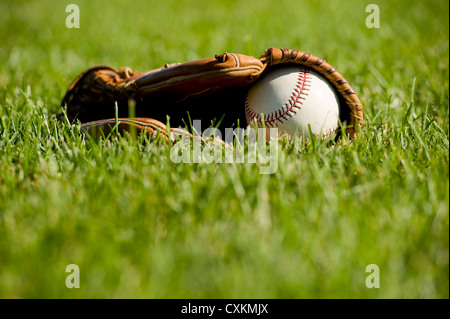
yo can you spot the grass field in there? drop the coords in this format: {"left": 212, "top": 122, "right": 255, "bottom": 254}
{"left": 0, "top": 0, "right": 448, "bottom": 298}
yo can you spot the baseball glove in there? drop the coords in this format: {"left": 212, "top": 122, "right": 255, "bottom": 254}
{"left": 59, "top": 48, "right": 363, "bottom": 140}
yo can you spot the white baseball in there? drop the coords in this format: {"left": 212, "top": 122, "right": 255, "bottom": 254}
{"left": 245, "top": 65, "right": 340, "bottom": 139}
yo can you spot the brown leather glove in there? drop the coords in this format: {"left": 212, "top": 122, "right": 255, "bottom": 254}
{"left": 59, "top": 48, "right": 363, "bottom": 140}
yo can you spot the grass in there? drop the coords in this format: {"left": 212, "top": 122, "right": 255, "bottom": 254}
{"left": 0, "top": 0, "right": 448, "bottom": 298}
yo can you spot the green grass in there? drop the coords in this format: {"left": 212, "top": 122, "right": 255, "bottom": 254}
{"left": 0, "top": 0, "right": 448, "bottom": 298}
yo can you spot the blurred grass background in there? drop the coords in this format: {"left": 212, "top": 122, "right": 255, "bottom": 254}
{"left": 0, "top": 0, "right": 448, "bottom": 298}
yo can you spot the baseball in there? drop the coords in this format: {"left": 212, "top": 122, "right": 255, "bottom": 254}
{"left": 245, "top": 65, "right": 340, "bottom": 140}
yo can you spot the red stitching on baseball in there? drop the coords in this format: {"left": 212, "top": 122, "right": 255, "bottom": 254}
{"left": 320, "top": 124, "right": 338, "bottom": 140}
{"left": 245, "top": 67, "right": 311, "bottom": 127}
